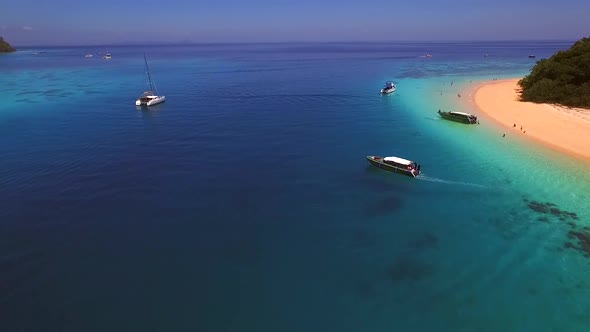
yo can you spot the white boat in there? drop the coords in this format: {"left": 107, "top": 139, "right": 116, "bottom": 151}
{"left": 380, "top": 81, "right": 396, "bottom": 94}
{"left": 85, "top": 54, "right": 93, "bottom": 58}
{"left": 103, "top": 53, "right": 111, "bottom": 60}
{"left": 135, "top": 53, "right": 166, "bottom": 107}
{"left": 366, "top": 155, "right": 421, "bottom": 178}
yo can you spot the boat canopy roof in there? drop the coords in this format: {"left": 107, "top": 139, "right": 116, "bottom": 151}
{"left": 385, "top": 81, "right": 395, "bottom": 87}
{"left": 449, "top": 111, "right": 474, "bottom": 117}
{"left": 384, "top": 156, "right": 413, "bottom": 165}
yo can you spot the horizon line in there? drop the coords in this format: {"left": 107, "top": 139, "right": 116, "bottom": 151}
{"left": 10, "top": 38, "right": 577, "bottom": 48}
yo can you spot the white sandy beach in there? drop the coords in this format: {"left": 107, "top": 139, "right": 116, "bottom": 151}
{"left": 473, "top": 78, "right": 590, "bottom": 162}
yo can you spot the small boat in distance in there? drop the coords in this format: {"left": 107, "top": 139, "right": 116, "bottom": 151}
{"left": 136, "top": 53, "right": 166, "bottom": 107}
{"left": 425, "top": 54, "right": 432, "bottom": 58}
{"left": 103, "top": 53, "right": 112, "bottom": 60}
{"left": 84, "top": 54, "right": 93, "bottom": 58}
{"left": 437, "top": 110, "right": 478, "bottom": 124}
{"left": 380, "top": 81, "right": 396, "bottom": 94}
{"left": 528, "top": 55, "right": 536, "bottom": 58}
{"left": 366, "top": 156, "right": 421, "bottom": 178}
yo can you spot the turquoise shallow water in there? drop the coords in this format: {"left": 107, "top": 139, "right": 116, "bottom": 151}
{"left": 1, "top": 42, "right": 589, "bottom": 331}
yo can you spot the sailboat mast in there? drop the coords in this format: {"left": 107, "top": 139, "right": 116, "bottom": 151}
{"left": 144, "top": 53, "right": 155, "bottom": 93}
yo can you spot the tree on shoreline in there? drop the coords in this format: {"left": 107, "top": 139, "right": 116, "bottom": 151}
{"left": 0, "top": 36, "right": 16, "bottom": 53}
{"left": 518, "top": 37, "right": 590, "bottom": 108}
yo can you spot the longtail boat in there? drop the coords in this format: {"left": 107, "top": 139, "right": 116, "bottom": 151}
{"left": 437, "top": 110, "right": 478, "bottom": 124}
{"left": 366, "top": 155, "right": 421, "bottom": 178}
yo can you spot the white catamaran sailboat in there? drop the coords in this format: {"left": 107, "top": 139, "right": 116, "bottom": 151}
{"left": 135, "top": 53, "right": 166, "bottom": 107}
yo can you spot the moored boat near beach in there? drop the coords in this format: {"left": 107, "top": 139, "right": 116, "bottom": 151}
{"left": 366, "top": 155, "right": 421, "bottom": 178}
{"left": 380, "top": 81, "right": 396, "bottom": 94}
{"left": 437, "top": 110, "right": 478, "bottom": 124}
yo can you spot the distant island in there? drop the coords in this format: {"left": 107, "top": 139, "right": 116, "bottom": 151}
{"left": 0, "top": 37, "right": 16, "bottom": 53}
{"left": 518, "top": 37, "right": 590, "bottom": 108}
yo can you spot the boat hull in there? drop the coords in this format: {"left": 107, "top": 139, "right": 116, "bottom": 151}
{"left": 366, "top": 156, "right": 419, "bottom": 178}
{"left": 147, "top": 96, "right": 166, "bottom": 106}
{"left": 438, "top": 112, "right": 475, "bottom": 124}
{"left": 136, "top": 96, "right": 166, "bottom": 106}
{"left": 380, "top": 88, "right": 396, "bottom": 94}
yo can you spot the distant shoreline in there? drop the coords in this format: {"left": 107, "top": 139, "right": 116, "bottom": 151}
{"left": 0, "top": 37, "right": 16, "bottom": 53}
{"left": 472, "top": 78, "right": 590, "bottom": 162}
{"left": 7, "top": 39, "right": 577, "bottom": 48}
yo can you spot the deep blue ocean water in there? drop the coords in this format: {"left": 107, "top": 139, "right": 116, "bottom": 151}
{"left": 1, "top": 41, "right": 590, "bottom": 331}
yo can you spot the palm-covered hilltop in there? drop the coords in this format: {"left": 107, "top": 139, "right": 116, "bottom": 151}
{"left": 0, "top": 36, "right": 16, "bottom": 53}
{"left": 519, "top": 37, "right": 590, "bottom": 108}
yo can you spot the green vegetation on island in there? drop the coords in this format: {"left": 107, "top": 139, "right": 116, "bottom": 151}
{"left": 0, "top": 36, "right": 16, "bottom": 53}
{"left": 519, "top": 37, "right": 590, "bottom": 108}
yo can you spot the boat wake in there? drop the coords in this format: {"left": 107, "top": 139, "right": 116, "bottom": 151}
{"left": 417, "top": 175, "right": 487, "bottom": 189}
{"left": 424, "top": 116, "right": 441, "bottom": 121}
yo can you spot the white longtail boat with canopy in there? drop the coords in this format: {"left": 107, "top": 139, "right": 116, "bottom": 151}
{"left": 365, "top": 155, "right": 421, "bottom": 178}
{"left": 380, "top": 81, "right": 396, "bottom": 94}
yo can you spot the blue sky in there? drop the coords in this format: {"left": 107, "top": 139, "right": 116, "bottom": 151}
{"left": 3, "top": 0, "right": 589, "bottom": 45}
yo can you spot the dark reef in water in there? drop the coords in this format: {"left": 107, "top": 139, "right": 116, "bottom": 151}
{"left": 354, "top": 279, "right": 376, "bottom": 299}
{"left": 387, "top": 258, "right": 433, "bottom": 282}
{"left": 564, "top": 242, "right": 577, "bottom": 249}
{"left": 360, "top": 172, "right": 414, "bottom": 193}
{"left": 406, "top": 232, "right": 438, "bottom": 251}
{"left": 365, "top": 196, "right": 404, "bottom": 218}
{"left": 527, "top": 200, "right": 578, "bottom": 220}
{"left": 527, "top": 287, "right": 538, "bottom": 296}
{"left": 524, "top": 198, "right": 590, "bottom": 258}
{"left": 567, "top": 231, "right": 590, "bottom": 257}
{"left": 351, "top": 229, "right": 375, "bottom": 249}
